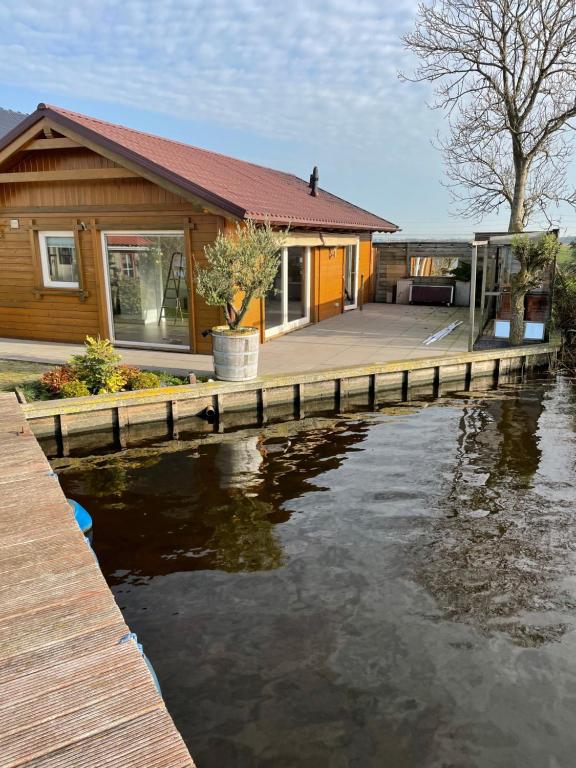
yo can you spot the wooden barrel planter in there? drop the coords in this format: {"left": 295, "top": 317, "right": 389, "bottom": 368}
{"left": 211, "top": 326, "right": 260, "bottom": 381}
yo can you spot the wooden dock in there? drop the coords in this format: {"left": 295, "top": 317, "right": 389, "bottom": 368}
{"left": 0, "top": 393, "right": 194, "bottom": 767}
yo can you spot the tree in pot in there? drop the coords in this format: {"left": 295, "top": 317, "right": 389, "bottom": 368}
{"left": 195, "top": 220, "right": 286, "bottom": 381}
{"left": 509, "top": 234, "right": 559, "bottom": 345}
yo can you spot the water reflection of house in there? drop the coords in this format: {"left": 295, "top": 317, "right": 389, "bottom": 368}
{"left": 0, "top": 104, "right": 398, "bottom": 351}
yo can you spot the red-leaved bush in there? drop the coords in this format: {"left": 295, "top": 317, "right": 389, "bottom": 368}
{"left": 41, "top": 365, "right": 76, "bottom": 393}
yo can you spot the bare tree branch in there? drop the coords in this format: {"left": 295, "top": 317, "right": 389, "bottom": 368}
{"left": 401, "top": 0, "right": 576, "bottom": 232}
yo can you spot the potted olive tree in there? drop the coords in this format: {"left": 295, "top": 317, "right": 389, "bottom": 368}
{"left": 509, "top": 233, "right": 559, "bottom": 345}
{"left": 196, "top": 220, "right": 285, "bottom": 381}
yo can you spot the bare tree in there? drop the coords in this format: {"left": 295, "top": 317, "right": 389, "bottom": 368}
{"left": 402, "top": 0, "right": 576, "bottom": 232}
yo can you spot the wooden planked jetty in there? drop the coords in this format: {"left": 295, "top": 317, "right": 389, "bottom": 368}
{"left": 0, "top": 392, "right": 194, "bottom": 767}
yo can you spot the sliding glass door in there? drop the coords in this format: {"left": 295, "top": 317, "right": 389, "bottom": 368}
{"left": 344, "top": 243, "right": 359, "bottom": 309}
{"left": 103, "top": 231, "right": 189, "bottom": 348}
{"left": 265, "top": 246, "right": 310, "bottom": 337}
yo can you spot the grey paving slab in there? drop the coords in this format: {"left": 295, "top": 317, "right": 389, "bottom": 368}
{"left": 0, "top": 304, "right": 470, "bottom": 378}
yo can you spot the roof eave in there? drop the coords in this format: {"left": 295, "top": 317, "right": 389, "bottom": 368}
{"left": 247, "top": 213, "right": 400, "bottom": 232}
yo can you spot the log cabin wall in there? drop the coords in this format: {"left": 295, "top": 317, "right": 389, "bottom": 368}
{"left": 359, "top": 236, "right": 375, "bottom": 304}
{"left": 0, "top": 141, "right": 378, "bottom": 352}
{"left": 0, "top": 144, "right": 223, "bottom": 352}
{"left": 240, "top": 236, "right": 376, "bottom": 338}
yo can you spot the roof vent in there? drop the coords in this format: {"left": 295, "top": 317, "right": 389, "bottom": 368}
{"left": 309, "top": 166, "right": 319, "bottom": 197}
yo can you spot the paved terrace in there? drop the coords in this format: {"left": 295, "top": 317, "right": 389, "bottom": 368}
{"left": 0, "top": 392, "right": 194, "bottom": 767}
{"left": 0, "top": 304, "right": 468, "bottom": 377}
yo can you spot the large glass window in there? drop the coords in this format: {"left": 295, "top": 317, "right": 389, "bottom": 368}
{"left": 39, "top": 232, "right": 79, "bottom": 288}
{"left": 287, "top": 247, "right": 306, "bottom": 322}
{"left": 103, "top": 232, "right": 189, "bottom": 348}
{"left": 344, "top": 244, "right": 358, "bottom": 308}
{"left": 264, "top": 256, "right": 284, "bottom": 332}
{"left": 265, "top": 246, "right": 309, "bottom": 336}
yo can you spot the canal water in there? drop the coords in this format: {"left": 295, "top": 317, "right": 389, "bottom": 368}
{"left": 54, "top": 375, "right": 576, "bottom": 768}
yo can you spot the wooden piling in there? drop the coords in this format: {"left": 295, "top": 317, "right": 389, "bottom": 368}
{"left": 21, "top": 343, "right": 559, "bottom": 443}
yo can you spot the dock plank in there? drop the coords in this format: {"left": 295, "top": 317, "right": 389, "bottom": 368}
{"left": 0, "top": 393, "right": 194, "bottom": 767}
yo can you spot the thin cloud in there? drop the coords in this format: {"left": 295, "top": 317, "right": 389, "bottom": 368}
{"left": 0, "top": 0, "right": 432, "bottom": 151}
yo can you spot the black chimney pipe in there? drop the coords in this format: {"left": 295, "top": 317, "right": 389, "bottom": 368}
{"left": 309, "top": 166, "right": 319, "bottom": 196}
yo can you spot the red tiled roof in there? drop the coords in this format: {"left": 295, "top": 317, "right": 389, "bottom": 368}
{"left": 8, "top": 104, "right": 398, "bottom": 232}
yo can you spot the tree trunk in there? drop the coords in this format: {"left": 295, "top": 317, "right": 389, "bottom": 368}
{"left": 508, "top": 154, "right": 527, "bottom": 346}
{"left": 508, "top": 160, "right": 527, "bottom": 234}
{"left": 225, "top": 301, "right": 238, "bottom": 329}
{"left": 509, "top": 284, "right": 525, "bottom": 345}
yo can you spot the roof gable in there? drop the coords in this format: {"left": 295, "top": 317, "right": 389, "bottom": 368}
{"left": 0, "top": 104, "right": 398, "bottom": 232}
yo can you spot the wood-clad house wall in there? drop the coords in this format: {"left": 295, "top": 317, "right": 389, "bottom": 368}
{"left": 359, "top": 236, "right": 376, "bottom": 305}
{"left": 0, "top": 138, "right": 378, "bottom": 352}
{"left": 0, "top": 144, "right": 224, "bottom": 352}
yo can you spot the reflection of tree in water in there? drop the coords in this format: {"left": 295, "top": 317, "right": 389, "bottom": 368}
{"left": 419, "top": 382, "right": 576, "bottom": 647}
{"left": 204, "top": 495, "right": 283, "bottom": 572}
{"left": 59, "top": 453, "right": 161, "bottom": 500}
{"left": 56, "top": 418, "right": 369, "bottom": 582}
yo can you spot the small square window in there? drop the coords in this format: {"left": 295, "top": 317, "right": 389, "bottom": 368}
{"left": 39, "top": 232, "right": 79, "bottom": 288}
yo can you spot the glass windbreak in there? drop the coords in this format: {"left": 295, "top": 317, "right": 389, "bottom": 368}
{"left": 264, "top": 255, "right": 283, "bottom": 331}
{"left": 344, "top": 245, "right": 357, "bottom": 306}
{"left": 410, "top": 256, "right": 458, "bottom": 277}
{"left": 287, "top": 247, "right": 306, "bottom": 322}
{"left": 104, "top": 233, "right": 189, "bottom": 347}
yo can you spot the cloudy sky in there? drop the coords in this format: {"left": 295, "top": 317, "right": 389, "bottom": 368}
{"left": 1, "top": 0, "right": 575, "bottom": 237}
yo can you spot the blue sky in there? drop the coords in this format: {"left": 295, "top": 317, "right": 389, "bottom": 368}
{"left": 1, "top": 0, "right": 575, "bottom": 237}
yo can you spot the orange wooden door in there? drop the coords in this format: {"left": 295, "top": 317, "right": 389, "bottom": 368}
{"left": 316, "top": 246, "right": 345, "bottom": 321}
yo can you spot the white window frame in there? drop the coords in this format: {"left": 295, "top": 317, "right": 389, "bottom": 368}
{"left": 343, "top": 241, "right": 360, "bottom": 311}
{"left": 265, "top": 246, "right": 311, "bottom": 339}
{"left": 38, "top": 231, "right": 79, "bottom": 289}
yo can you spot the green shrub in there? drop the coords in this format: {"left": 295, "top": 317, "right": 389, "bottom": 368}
{"left": 41, "top": 365, "right": 77, "bottom": 393}
{"left": 130, "top": 371, "right": 162, "bottom": 390}
{"left": 157, "top": 372, "right": 186, "bottom": 386}
{"left": 60, "top": 380, "right": 91, "bottom": 398}
{"left": 71, "top": 336, "right": 125, "bottom": 394}
{"left": 18, "top": 381, "right": 53, "bottom": 402}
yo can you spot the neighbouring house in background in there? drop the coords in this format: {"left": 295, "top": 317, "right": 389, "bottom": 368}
{"left": 0, "top": 103, "right": 398, "bottom": 353}
{"left": 0, "top": 108, "right": 27, "bottom": 140}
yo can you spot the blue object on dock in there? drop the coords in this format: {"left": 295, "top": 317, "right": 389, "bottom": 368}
{"left": 119, "top": 632, "right": 162, "bottom": 696}
{"left": 67, "top": 499, "right": 93, "bottom": 535}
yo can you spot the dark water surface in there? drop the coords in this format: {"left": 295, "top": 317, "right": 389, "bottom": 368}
{"left": 54, "top": 376, "right": 576, "bottom": 768}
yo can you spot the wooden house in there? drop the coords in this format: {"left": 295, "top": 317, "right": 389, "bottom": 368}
{"left": 0, "top": 104, "right": 398, "bottom": 353}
